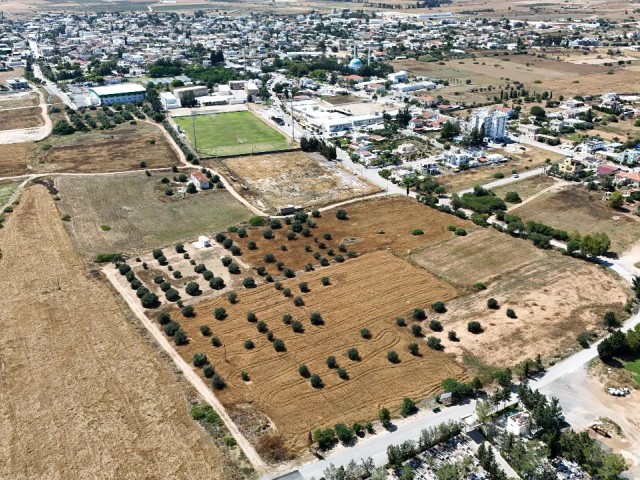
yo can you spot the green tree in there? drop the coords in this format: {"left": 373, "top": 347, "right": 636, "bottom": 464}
{"left": 313, "top": 428, "right": 336, "bottom": 450}
{"left": 379, "top": 407, "right": 392, "bottom": 428}
{"left": 580, "top": 232, "right": 611, "bottom": 257}
{"left": 400, "top": 397, "right": 418, "bottom": 417}
{"left": 608, "top": 191, "right": 624, "bottom": 209}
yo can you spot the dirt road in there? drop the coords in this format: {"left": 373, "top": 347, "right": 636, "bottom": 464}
{"left": 0, "top": 186, "right": 230, "bottom": 479}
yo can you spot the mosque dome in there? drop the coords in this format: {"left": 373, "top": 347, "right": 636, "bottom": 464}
{"left": 348, "top": 57, "right": 363, "bottom": 71}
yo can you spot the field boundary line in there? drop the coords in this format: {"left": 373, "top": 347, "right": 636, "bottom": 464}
{"left": 103, "top": 266, "right": 268, "bottom": 472}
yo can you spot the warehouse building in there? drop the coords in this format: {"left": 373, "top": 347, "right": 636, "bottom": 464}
{"left": 88, "top": 83, "right": 146, "bottom": 105}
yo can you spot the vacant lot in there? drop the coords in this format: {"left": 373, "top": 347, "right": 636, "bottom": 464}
{"left": 439, "top": 146, "right": 563, "bottom": 193}
{"left": 175, "top": 111, "right": 290, "bottom": 157}
{"left": 226, "top": 196, "right": 469, "bottom": 272}
{"left": 219, "top": 151, "right": 381, "bottom": 212}
{"left": 0, "top": 142, "right": 36, "bottom": 177}
{"left": 412, "top": 228, "right": 545, "bottom": 288}
{"left": 169, "top": 250, "right": 464, "bottom": 453}
{"left": 56, "top": 173, "right": 252, "bottom": 258}
{"left": 0, "top": 92, "right": 40, "bottom": 109}
{"left": 491, "top": 174, "right": 559, "bottom": 203}
{"left": 0, "top": 106, "right": 44, "bottom": 130}
{"left": 322, "top": 94, "right": 362, "bottom": 106}
{"left": 0, "top": 186, "right": 229, "bottom": 479}
{"left": 427, "top": 250, "right": 628, "bottom": 367}
{"left": 511, "top": 186, "right": 640, "bottom": 254}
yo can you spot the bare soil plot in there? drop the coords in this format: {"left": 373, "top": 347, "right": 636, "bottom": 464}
{"left": 412, "top": 228, "right": 545, "bottom": 288}
{"left": 322, "top": 94, "right": 363, "bottom": 106}
{"left": 0, "top": 92, "right": 40, "bottom": 109}
{"left": 217, "top": 151, "right": 382, "bottom": 213}
{"left": 169, "top": 250, "right": 465, "bottom": 453}
{"left": 510, "top": 186, "right": 640, "bottom": 254}
{"left": 55, "top": 173, "right": 252, "bottom": 258}
{"left": 491, "top": 174, "right": 559, "bottom": 203}
{"left": 425, "top": 251, "right": 629, "bottom": 367}
{"left": 226, "top": 196, "right": 469, "bottom": 273}
{"left": 0, "top": 142, "right": 35, "bottom": 176}
{"left": 0, "top": 106, "right": 44, "bottom": 130}
{"left": 439, "top": 145, "right": 563, "bottom": 193}
{"left": 0, "top": 186, "right": 231, "bottom": 479}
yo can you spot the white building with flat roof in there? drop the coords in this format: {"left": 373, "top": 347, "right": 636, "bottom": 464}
{"left": 89, "top": 82, "right": 146, "bottom": 105}
{"left": 468, "top": 107, "right": 507, "bottom": 140}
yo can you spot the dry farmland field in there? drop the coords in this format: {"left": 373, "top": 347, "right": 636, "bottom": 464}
{"left": 225, "top": 196, "right": 469, "bottom": 272}
{"left": 0, "top": 186, "right": 232, "bottom": 479}
{"left": 0, "top": 92, "right": 40, "bottom": 109}
{"left": 491, "top": 174, "right": 559, "bottom": 204}
{"left": 0, "top": 121, "right": 180, "bottom": 176}
{"left": 510, "top": 186, "right": 640, "bottom": 254}
{"left": 166, "top": 250, "right": 465, "bottom": 454}
{"left": 56, "top": 172, "right": 252, "bottom": 258}
{"left": 412, "top": 228, "right": 629, "bottom": 366}
{"left": 0, "top": 106, "right": 44, "bottom": 130}
{"left": 218, "top": 151, "right": 381, "bottom": 212}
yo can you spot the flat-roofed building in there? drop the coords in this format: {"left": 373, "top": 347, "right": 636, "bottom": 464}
{"left": 89, "top": 82, "right": 146, "bottom": 105}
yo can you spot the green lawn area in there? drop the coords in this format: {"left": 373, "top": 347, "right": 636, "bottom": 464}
{"left": 624, "top": 358, "right": 640, "bottom": 384}
{"left": 0, "top": 182, "right": 19, "bottom": 206}
{"left": 175, "top": 111, "right": 290, "bottom": 157}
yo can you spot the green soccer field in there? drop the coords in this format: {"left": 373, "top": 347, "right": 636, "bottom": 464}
{"left": 174, "top": 111, "right": 290, "bottom": 157}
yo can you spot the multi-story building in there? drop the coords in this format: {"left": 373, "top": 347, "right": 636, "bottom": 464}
{"left": 468, "top": 107, "right": 507, "bottom": 140}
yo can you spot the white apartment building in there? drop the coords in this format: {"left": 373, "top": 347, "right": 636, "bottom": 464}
{"left": 468, "top": 107, "right": 507, "bottom": 140}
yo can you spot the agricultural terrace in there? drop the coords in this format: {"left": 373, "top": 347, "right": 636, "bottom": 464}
{"left": 0, "top": 186, "right": 231, "bottom": 478}
{"left": 168, "top": 251, "right": 465, "bottom": 454}
{"left": 225, "top": 196, "right": 470, "bottom": 272}
{"left": 438, "top": 145, "right": 564, "bottom": 193}
{"left": 175, "top": 111, "right": 290, "bottom": 157}
{"left": 55, "top": 172, "right": 252, "bottom": 258}
{"left": 219, "top": 151, "right": 381, "bottom": 213}
{"left": 413, "top": 227, "right": 629, "bottom": 367}
{"left": 0, "top": 106, "right": 44, "bottom": 130}
{"left": 510, "top": 186, "right": 640, "bottom": 254}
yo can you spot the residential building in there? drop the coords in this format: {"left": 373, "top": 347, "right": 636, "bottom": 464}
{"left": 6, "top": 77, "right": 29, "bottom": 90}
{"left": 468, "top": 107, "right": 507, "bottom": 140}
{"left": 558, "top": 157, "right": 583, "bottom": 175}
{"left": 190, "top": 172, "right": 210, "bottom": 190}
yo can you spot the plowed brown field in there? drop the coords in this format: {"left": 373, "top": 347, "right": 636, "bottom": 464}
{"left": 170, "top": 250, "right": 465, "bottom": 453}
{"left": 0, "top": 186, "right": 229, "bottom": 479}
{"left": 227, "top": 196, "right": 469, "bottom": 273}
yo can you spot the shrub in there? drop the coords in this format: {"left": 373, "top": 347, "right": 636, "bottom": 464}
{"left": 211, "top": 374, "right": 226, "bottom": 390}
{"left": 175, "top": 243, "right": 185, "bottom": 253}
{"left": 185, "top": 282, "right": 200, "bottom": 296}
{"left": 227, "top": 291, "right": 238, "bottom": 303}
{"left": 228, "top": 263, "right": 240, "bottom": 274}
{"left": 237, "top": 228, "right": 247, "bottom": 238}
{"left": 336, "top": 209, "right": 348, "bottom": 220}
{"left": 299, "top": 364, "right": 311, "bottom": 377}
{"left": 282, "top": 313, "right": 293, "bottom": 325}
{"left": 428, "top": 318, "right": 443, "bottom": 331}
{"left": 310, "top": 312, "right": 323, "bottom": 325}
{"left": 310, "top": 374, "right": 323, "bottom": 388}
{"left": 396, "top": 317, "right": 407, "bottom": 327}
{"left": 411, "top": 324, "right": 423, "bottom": 337}
{"left": 182, "top": 305, "right": 195, "bottom": 317}
{"left": 210, "top": 277, "right": 225, "bottom": 290}
{"left": 321, "top": 276, "right": 330, "bottom": 286}
{"left": 211, "top": 337, "right": 222, "bottom": 347}
{"left": 347, "top": 347, "right": 360, "bottom": 361}
{"left": 432, "top": 301, "right": 446, "bottom": 313}
{"left": 283, "top": 288, "right": 292, "bottom": 298}
{"left": 326, "top": 356, "right": 338, "bottom": 368}
{"left": 249, "top": 216, "right": 265, "bottom": 227}
{"left": 311, "top": 209, "right": 321, "bottom": 218}
{"left": 448, "top": 330, "right": 458, "bottom": 341}
{"left": 214, "top": 307, "right": 227, "bottom": 320}
{"left": 506, "top": 308, "right": 517, "bottom": 319}
{"left": 130, "top": 279, "right": 142, "bottom": 290}
{"left": 505, "top": 191, "right": 522, "bottom": 203}
{"left": 291, "top": 320, "right": 304, "bottom": 333}
{"left": 412, "top": 308, "right": 426, "bottom": 320}
{"left": 293, "top": 296, "right": 305, "bottom": 307}
{"left": 603, "top": 311, "right": 621, "bottom": 329}
{"left": 194, "top": 263, "right": 206, "bottom": 274}
{"left": 157, "top": 312, "right": 171, "bottom": 325}
{"left": 283, "top": 268, "right": 295, "bottom": 278}
{"left": 262, "top": 229, "right": 274, "bottom": 239}
{"left": 468, "top": 321, "right": 483, "bottom": 334}
{"left": 387, "top": 351, "right": 400, "bottom": 363}
{"left": 247, "top": 241, "right": 257, "bottom": 250}
{"left": 165, "top": 288, "right": 180, "bottom": 302}
{"left": 454, "top": 227, "right": 467, "bottom": 236}
{"left": 174, "top": 330, "right": 188, "bottom": 345}
{"left": 487, "top": 298, "right": 499, "bottom": 309}
{"left": 193, "top": 353, "right": 207, "bottom": 367}
{"left": 313, "top": 427, "right": 335, "bottom": 450}
{"left": 360, "top": 328, "right": 371, "bottom": 339}
{"left": 256, "top": 321, "right": 268, "bottom": 333}
{"left": 474, "top": 282, "right": 487, "bottom": 291}
{"left": 173, "top": 271, "right": 182, "bottom": 279}
{"left": 230, "top": 245, "right": 242, "bottom": 256}
{"left": 243, "top": 277, "right": 256, "bottom": 288}
{"left": 164, "top": 321, "right": 180, "bottom": 336}
{"left": 202, "top": 270, "right": 213, "bottom": 281}
{"left": 203, "top": 364, "right": 215, "bottom": 378}
{"left": 264, "top": 253, "right": 276, "bottom": 263}
{"left": 410, "top": 229, "right": 424, "bottom": 235}
{"left": 320, "top": 257, "right": 330, "bottom": 267}
{"left": 241, "top": 371, "right": 250, "bottom": 382}
{"left": 244, "top": 339, "right": 255, "bottom": 349}
{"left": 200, "top": 325, "right": 211, "bottom": 336}
{"left": 427, "top": 337, "right": 442, "bottom": 350}
{"left": 273, "top": 339, "right": 286, "bottom": 352}
{"left": 400, "top": 398, "right": 418, "bottom": 417}
{"left": 334, "top": 423, "right": 354, "bottom": 443}
{"left": 337, "top": 368, "right": 348, "bottom": 380}
{"left": 408, "top": 343, "right": 419, "bottom": 356}
{"left": 159, "top": 281, "right": 171, "bottom": 292}
{"left": 286, "top": 231, "right": 297, "bottom": 241}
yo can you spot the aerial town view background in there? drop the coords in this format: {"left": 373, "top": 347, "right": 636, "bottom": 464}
{"left": 1, "top": 0, "right": 640, "bottom": 478}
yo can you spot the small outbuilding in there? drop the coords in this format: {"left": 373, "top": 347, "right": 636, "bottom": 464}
{"left": 191, "top": 172, "right": 211, "bottom": 190}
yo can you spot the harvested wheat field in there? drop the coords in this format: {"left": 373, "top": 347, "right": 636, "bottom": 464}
{"left": 0, "top": 142, "right": 35, "bottom": 177}
{"left": 219, "top": 151, "right": 381, "bottom": 213}
{"left": 0, "top": 106, "right": 44, "bottom": 130}
{"left": 0, "top": 186, "right": 230, "bottom": 479}
{"left": 426, "top": 251, "right": 629, "bottom": 367}
{"left": 169, "top": 250, "right": 465, "bottom": 453}
{"left": 412, "top": 229, "right": 545, "bottom": 288}
{"left": 227, "top": 196, "right": 469, "bottom": 272}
